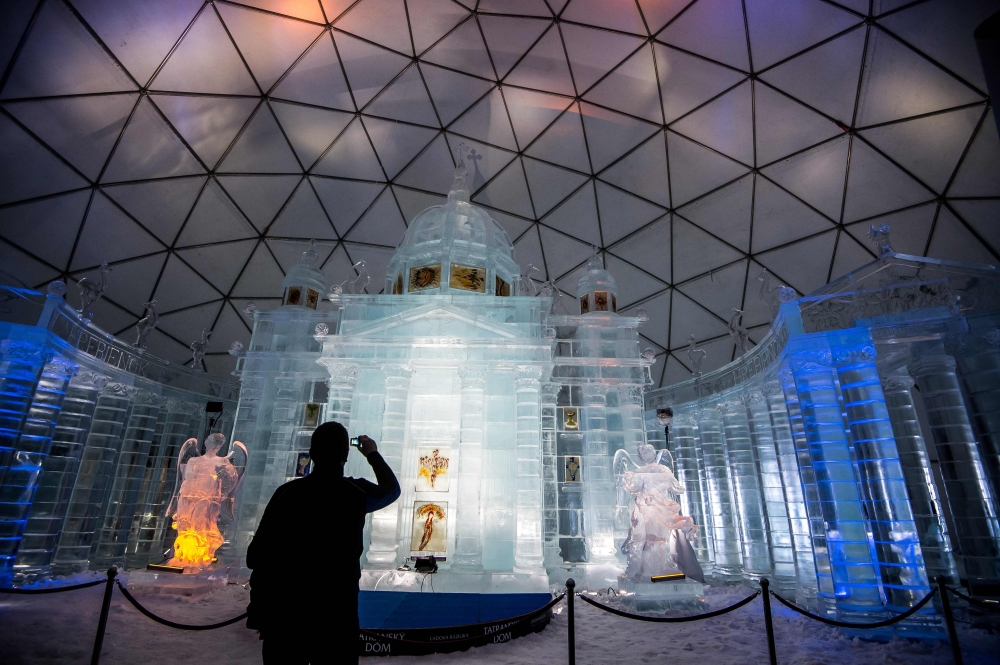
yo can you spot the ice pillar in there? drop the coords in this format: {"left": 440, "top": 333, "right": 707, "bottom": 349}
{"left": 616, "top": 386, "right": 647, "bottom": 550}
{"left": 881, "top": 373, "right": 959, "bottom": 585}
{"left": 908, "top": 352, "right": 1000, "bottom": 581}
{"left": 670, "top": 411, "right": 713, "bottom": 570}
{"left": 745, "top": 390, "right": 796, "bottom": 593}
{"left": 367, "top": 364, "right": 411, "bottom": 567}
{"left": 954, "top": 330, "right": 1000, "bottom": 502}
{"left": 540, "top": 383, "right": 559, "bottom": 566}
{"left": 453, "top": 368, "right": 485, "bottom": 571}
{"left": 719, "top": 397, "right": 773, "bottom": 582}
{"left": 697, "top": 405, "right": 742, "bottom": 580}
{"left": 582, "top": 383, "right": 615, "bottom": 563}
{"left": 514, "top": 366, "right": 544, "bottom": 573}
{"left": 326, "top": 363, "right": 360, "bottom": 427}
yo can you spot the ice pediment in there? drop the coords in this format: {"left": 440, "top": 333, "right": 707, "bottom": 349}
{"left": 338, "top": 303, "right": 523, "bottom": 341}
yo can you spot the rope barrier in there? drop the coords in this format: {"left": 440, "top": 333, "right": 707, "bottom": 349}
{"left": 0, "top": 578, "right": 106, "bottom": 594}
{"left": 577, "top": 589, "right": 760, "bottom": 623}
{"left": 769, "top": 588, "right": 937, "bottom": 629}
{"left": 948, "top": 587, "right": 1000, "bottom": 613}
{"left": 114, "top": 581, "right": 248, "bottom": 631}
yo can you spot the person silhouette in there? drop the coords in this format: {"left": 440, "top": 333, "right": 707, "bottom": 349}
{"left": 247, "top": 422, "right": 400, "bottom": 664}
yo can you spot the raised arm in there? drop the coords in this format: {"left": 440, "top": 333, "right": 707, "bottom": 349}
{"left": 354, "top": 435, "right": 401, "bottom": 513}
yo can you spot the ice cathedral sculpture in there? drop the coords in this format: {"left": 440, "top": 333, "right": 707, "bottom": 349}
{"left": 168, "top": 434, "right": 247, "bottom": 569}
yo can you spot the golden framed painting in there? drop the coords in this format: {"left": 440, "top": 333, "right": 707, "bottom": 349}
{"left": 562, "top": 407, "right": 579, "bottom": 431}
{"left": 495, "top": 275, "right": 511, "bottom": 296}
{"left": 579, "top": 293, "right": 590, "bottom": 314}
{"left": 611, "top": 293, "right": 617, "bottom": 313}
{"left": 416, "top": 446, "right": 451, "bottom": 492}
{"left": 564, "top": 455, "right": 582, "bottom": 483}
{"left": 305, "top": 287, "right": 320, "bottom": 309}
{"left": 449, "top": 263, "right": 486, "bottom": 292}
{"left": 284, "top": 286, "right": 303, "bottom": 306}
{"left": 594, "top": 290, "right": 609, "bottom": 312}
{"left": 408, "top": 264, "right": 441, "bottom": 292}
{"left": 294, "top": 452, "right": 311, "bottom": 477}
{"left": 302, "top": 402, "right": 321, "bottom": 427}
{"left": 392, "top": 272, "right": 403, "bottom": 295}
{"left": 411, "top": 501, "right": 448, "bottom": 555}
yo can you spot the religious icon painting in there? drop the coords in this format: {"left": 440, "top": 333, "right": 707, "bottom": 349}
{"left": 594, "top": 291, "right": 609, "bottom": 312}
{"left": 294, "top": 452, "right": 311, "bottom": 477}
{"left": 416, "top": 446, "right": 451, "bottom": 492}
{"left": 284, "top": 286, "right": 303, "bottom": 306}
{"left": 302, "top": 402, "right": 321, "bottom": 428}
{"left": 449, "top": 264, "right": 487, "bottom": 292}
{"left": 392, "top": 272, "right": 403, "bottom": 295}
{"left": 564, "top": 455, "right": 582, "bottom": 482}
{"left": 306, "top": 288, "right": 320, "bottom": 310}
{"left": 408, "top": 264, "right": 441, "bottom": 292}
{"left": 563, "top": 407, "right": 579, "bottom": 430}
{"left": 611, "top": 294, "right": 617, "bottom": 313}
{"left": 411, "top": 502, "right": 447, "bottom": 554}
{"left": 495, "top": 275, "right": 511, "bottom": 297}
{"left": 579, "top": 293, "right": 590, "bottom": 314}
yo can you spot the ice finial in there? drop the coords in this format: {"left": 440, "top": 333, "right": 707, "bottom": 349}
{"left": 586, "top": 246, "right": 602, "bottom": 272}
{"left": 47, "top": 280, "right": 67, "bottom": 297}
{"left": 301, "top": 239, "right": 319, "bottom": 267}
{"left": 448, "top": 143, "right": 471, "bottom": 204}
{"left": 868, "top": 223, "right": 894, "bottom": 258}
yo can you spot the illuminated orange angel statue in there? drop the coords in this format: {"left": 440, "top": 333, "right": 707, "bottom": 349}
{"left": 167, "top": 433, "right": 248, "bottom": 570}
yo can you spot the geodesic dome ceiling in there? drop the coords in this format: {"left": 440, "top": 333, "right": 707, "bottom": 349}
{"left": 0, "top": 0, "right": 998, "bottom": 382}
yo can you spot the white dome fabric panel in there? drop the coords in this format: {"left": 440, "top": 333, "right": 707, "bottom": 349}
{"left": 0, "top": 0, "right": 997, "bottom": 381}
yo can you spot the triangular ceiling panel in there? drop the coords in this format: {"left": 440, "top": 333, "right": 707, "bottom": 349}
{"left": 584, "top": 44, "right": 662, "bottom": 124}
{"left": 538, "top": 226, "right": 594, "bottom": 280}
{"left": 422, "top": 17, "right": 494, "bottom": 79}
{"left": 312, "top": 118, "right": 385, "bottom": 180}
{"left": 395, "top": 134, "right": 459, "bottom": 194}
{"left": 157, "top": 301, "right": 224, "bottom": 349}
{"left": 856, "top": 27, "right": 984, "bottom": 128}
{"left": 408, "top": 0, "right": 470, "bottom": 55}
{"left": 216, "top": 2, "right": 323, "bottom": 92}
{"left": 562, "top": 0, "right": 647, "bottom": 35}
{"left": 666, "top": 130, "right": 749, "bottom": 206}
{"left": 502, "top": 87, "right": 573, "bottom": 150}
{"left": 366, "top": 64, "right": 440, "bottom": 126}
{"left": 320, "top": 243, "right": 361, "bottom": 292}
{"left": 271, "top": 33, "right": 355, "bottom": 110}
{"left": 625, "top": 288, "right": 671, "bottom": 351}
{"left": 829, "top": 231, "right": 875, "bottom": 278}
{"left": 668, "top": 290, "right": 731, "bottom": 348}
{"left": 926, "top": 206, "right": 997, "bottom": 266}
{"left": 449, "top": 88, "right": 517, "bottom": 151}
{"left": 513, "top": 226, "right": 546, "bottom": 280}
{"left": 676, "top": 259, "right": 748, "bottom": 322}
{"left": 217, "top": 175, "right": 301, "bottom": 232}
{"left": 271, "top": 101, "right": 353, "bottom": 169}
{"left": 677, "top": 175, "right": 753, "bottom": 253}
{"left": 321, "top": 0, "right": 357, "bottom": 22}
{"left": 660, "top": 354, "right": 690, "bottom": 388}
{"left": 671, "top": 215, "right": 745, "bottom": 283}
{"left": 759, "top": 26, "right": 866, "bottom": 125}
{"left": 760, "top": 135, "right": 848, "bottom": 220}
{"left": 607, "top": 215, "right": 671, "bottom": 283}
{"left": 950, "top": 200, "right": 1000, "bottom": 258}
{"left": 523, "top": 158, "right": 588, "bottom": 217}
{"left": 755, "top": 229, "right": 837, "bottom": 295}
{"left": 752, "top": 176, "right": 834, "bottom": 253}
{"left": 102, "top": 97, "right": 205, "bottom": 182}
{"left": 654, "top": 43, "right": 746, "bottom": 124}
{"left": 266, "top": 239, "right": 334, "bottom": 274}
{"left": 104, "top": 176, "right": 207, "bottom": 244}
{"left": 150, "top": 6, "right": 259, "bottom": 95}
{"left": 657, "top": 0, "right": 750, "bottom": 71}
{"left": 0, "top": 115, "right": 87, "bottom": 205}
{"left": 218, "top": 104, "right": 302, "bottom": 173}
{"left": 0, "top": 191, "right": 90, "bottom": 270}
{"left": 504, "top": 25, "right": 575, "bottom": 96}
{"left": 176, "top": 240, "right": 257, "bottom": 295}
{"left": 560, "top": 23, "right": 645, "bottom": 94}
{"left": 153, "top": 95, "right": 259, "bottom": 169}
{"left": 71, "top": 192, "right": 164, "bottom": 270}
{"left": 479, "top": 0, "right": 551, "bottom": 17}
{"left": 334, "top": 31, "right": 411, "bottom": 109}
{"left": 524, "top": 104, "right": 591, "bottom": 172}
{"left": 844, "top": 202, "right": 936, "bottom": 258}
{"left": 72, "top": 252, "right": 168, "bottom": 316}
{"left": 345, "top": 188, "right": 407, "bottom": 246}
{"left": 604, "top": 253, "right": 669, "bottom": 307}
{"left": 597, "top": 132, "right": 670, "bottom": 208}
{"left": 671, "top": 81, "right": 753, "bottom": 165}
{"left": 268, "top": 181, "right": 338, "bottom": 239}
{"left": 478, "top": 15, "right": 551, "bottom": 80}
{"left": 3, "top": 93, "right": 137, "bottom": 181}
{"left": 230, "top": 0, "right": 326, "bottom": 22}
{"left": 313, "top": 178, "right": 385, "bottom": 236}
{"left": 842, "top": 137, "right": 933, "bottom": 223}
{"left": 336, "top": 0, "right": 412, "bottom": 55}
{"left": 490, "top": 210, "right": 534, "bottom": 244}
{"left": 2, "top": 0, "right": 136, "bottom": 98}
{"left": 754, "top": 83, "right": 844, "bottom": 166}
{"left": 421, "top": 63, "right": 495, "bottom": 126}
{"left": 472, "top": 158, "right": 534, "bottom": 218}
{"left": 595, "top": 181, "right": 666, "bottom": 246}
{"left": 176, "top": 179, "right": 258, "bottom": 247}
{"left": 689, "top": 335, "right": 738, "bottom": 374}
{"left": 949, "top": 109, "right": 1000, "bottom": 197}
{"left": 208, "top": 300, "right": 252, "bottom": 352}
{"left": 363, "top": 117, "right": 439, "bottom": 179}
{"left": 746, "top": 0, "right": 861, "bottom": 71}
{"left": 152, "top": 254, "right": 222, "bottom": 311}
{"left": 2, "top": 243, "right": 60, "bottom": 290}
{"left": 541, "top": 183, "right": 602, "bottom": 247}
{"left": 231, "top": 242, "right": 286, "bottom": 297}
{"left": 581, "top": 103, "right": 659, "bottom": 173}
{"left": 636, "top": 0, "right": 689, "bottom": 35}
{"left": 393, "top": 187, "right": 447, "bottom": 225}
{"left": 444, "top": 134, "right": 517, "bottom": 188}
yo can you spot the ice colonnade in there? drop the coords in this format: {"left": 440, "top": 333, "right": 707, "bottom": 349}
{"left": 0, "top": 287, "right": 239, "bottom": 587}
{"left": 645, "top": 251, "right": 1000, "bottom": 623}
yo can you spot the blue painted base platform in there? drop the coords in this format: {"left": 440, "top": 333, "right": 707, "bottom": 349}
{"left": 359, "top": 591, "right": 553, "bottom": 629}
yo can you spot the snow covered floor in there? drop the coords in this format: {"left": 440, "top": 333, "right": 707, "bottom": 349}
{"left": 1, "top": 577, "right": 998, "bottom": 665}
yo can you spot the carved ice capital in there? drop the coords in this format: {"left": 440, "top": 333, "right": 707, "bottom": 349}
{"left": 513, "top": 365, "right": 544, "bottom": 387}
{"left": 72, "top": 371, "right": 109, "bottom": 391}
{"left": 0, "top": 340, "right": 52, "bottom": 364}
{"left": 881, "top": 374, "right": 915, "bottom": 392}
{"left": 103, "top": 382, "right": 139, "bottom": 399}
{"left": 459, "top": 367, "right": 487, "bottom": 388}
{"left": 327, "top": 363, "right": 360, "bottom": 385}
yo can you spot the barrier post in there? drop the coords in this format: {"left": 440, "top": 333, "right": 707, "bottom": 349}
{"left": 937, "top": 576, "right": 963, "bottom": 665}
{"left": 566, "top": 578, "right": 576, "bottom": 665}
{"left": 90, "top": 567, "right": 117, "bottom": 665}
{"left": 759, "top": 578, "right": 777, "bottom": 665}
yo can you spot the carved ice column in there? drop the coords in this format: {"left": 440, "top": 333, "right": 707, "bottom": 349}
{"left": 719, "top": 396, "right": 773, "bottom": 582}
{"left": 367, "top": 364, "right": 412, "bottom": 567}
{"left": 540, "top": 383, "right": 559, "bottom": 566}
{"left": 670, "top": 411, "right": 713, "bottom": 571}
{"left": 325, "top": 363, "right": 360, "bottom": 427}
{"left": 583, "top": 382, "right": 615, "bottom": 563}
{"left": 954, "top": 328, "right": 1000, "bottom": 502}
{"left": 908, "top": 351, "right": 1000, "bottom": 582}
{"left": 453, "top": 368, "right": 486, "bottom": 571}
{"left": 514, "top": 366, "right": 544, "bottom": 573}
{"left": 697, "top": 404, "right": 742, "bottom": 580}
{"left": 616, "top": 386, "right": 646, "bottom": 549}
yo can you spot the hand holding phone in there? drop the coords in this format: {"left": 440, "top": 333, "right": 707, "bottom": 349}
{"left": 356, "top": 435, "right": 377, "bottom": 457}
{"left": 350, "top": 437, "right": 360, "bottom": 447}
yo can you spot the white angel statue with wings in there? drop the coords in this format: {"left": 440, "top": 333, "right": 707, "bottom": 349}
{"left": 613, "top": 443, "right": 704, "bottom": 582}
{"left": 167, "top": 433, "right": 248, "bottom": 569}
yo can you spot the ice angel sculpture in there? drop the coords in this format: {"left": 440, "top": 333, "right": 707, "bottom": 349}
{"left": 167, "top": 433, "right": 248, "bottom": 569}
{"left": 613, "top": 444, "right": 704, "bottom": 583}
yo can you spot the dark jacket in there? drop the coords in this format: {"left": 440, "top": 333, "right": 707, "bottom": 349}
{"left": 246, "top": 452, "right": 400, "bottom": 632}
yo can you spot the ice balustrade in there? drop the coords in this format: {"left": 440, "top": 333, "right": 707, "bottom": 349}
{"left": 646, "top": 251, "right": 1000, "bottom": 624}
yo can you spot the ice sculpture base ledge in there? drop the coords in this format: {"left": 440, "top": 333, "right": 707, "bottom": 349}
{"left": 360, "top": 569, "right": 549, "bottom": 594}
{"left": 617, "top": 576, "right": 706, "bottom": 612}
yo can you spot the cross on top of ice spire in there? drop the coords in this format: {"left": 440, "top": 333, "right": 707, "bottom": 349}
{"left": 448, "top": 143, "right": 471, "bottom": 205}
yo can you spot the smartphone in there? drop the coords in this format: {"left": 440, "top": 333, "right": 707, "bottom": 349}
{"left": 350, "top": 437, "right": 360, "bottom": 447}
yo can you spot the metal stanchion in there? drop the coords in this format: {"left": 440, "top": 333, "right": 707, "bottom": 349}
{"left": 759, "top": 578, "right": 777, "bottom": 665}
{"left": 937, "top": 576, "right": 963, "bottom": 665}
{"left": 566, "top": 578, "right": 576, "bottom": 665}
{"left": 90, "top": 567, "right": 117, "bottom": 665}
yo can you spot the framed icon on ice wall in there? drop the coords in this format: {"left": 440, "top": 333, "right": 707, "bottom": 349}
{"left": 392, "top": 272, "right": 403, "bottom": 294}
{"left": 496, "top": 276, "right": 511, "bottom": 296}
{"left": 295, "top": 452, "right": 311, "bottom": 477}
{"left": 284, "top": 286, "right": 302, "bottom": 306}
{"left": 562, "top": 407, "right": 579, "bottom": 430}
{"left": 580, "top": 293, "right": 590, "bottom": 314}
{"left": 564, "top": 455, "right": 582, "bottom": 482}
{"left": 594, "top": 291, "right": 609, "bottom": 312}
{"left": 302, "top": 402, "right": 321, "bottom": 428}
{"left": 306, "top": 288, "right": 320, "bottom": 309}
{"left": 409, "top": 264, "right": 441, "bottom": 292}
{"left": 411, "top": 502, "right": 448, "bottom": 555}
{"left": 450, "top": 264, "right": 486, "bottom": 292}
{"left": 416, "top": 447, "right": 451, "bottom": 492}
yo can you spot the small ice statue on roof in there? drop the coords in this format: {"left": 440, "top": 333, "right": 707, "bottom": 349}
{"left": 77, "top": 262, "right": 111, "bottom": 322}
{"left": 190, "top": 328, "right": 211, "bottom": 370}
{"left": 686, "top": 334, "right": 706, "bottom": 376}
{"left": 133, "top": 300, "right": 158, "bottom": 349}
{"left": 868, "top": 223, "right": 894, "bottom": 258}
{"left": 728, "top": 308, "right": 750, "bottom": 357}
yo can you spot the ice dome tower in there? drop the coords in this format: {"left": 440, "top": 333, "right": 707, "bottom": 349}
{"left": 281, "top": 240, "right": 327, "bottom": 310}
{"left": 384, "top": 150, "right": 520, "bottom": 297}
{"left": 577, "top": 251, "right": 619, "bottom": 314}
